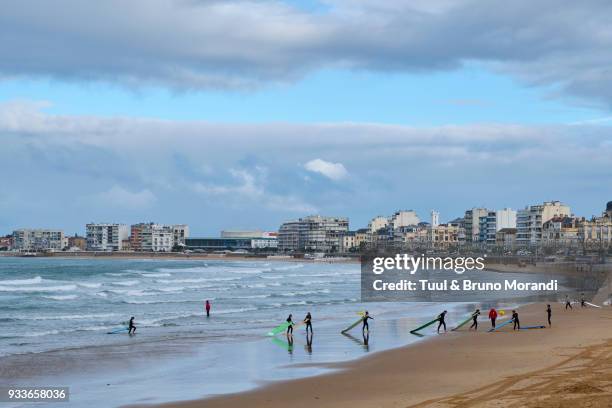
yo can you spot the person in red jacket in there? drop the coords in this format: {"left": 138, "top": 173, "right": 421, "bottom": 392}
{"left": 205, "top": 300, "right": 211, "bottom": 317}
{"left": 488, "top": 308, "right": 497, "bottom": 329}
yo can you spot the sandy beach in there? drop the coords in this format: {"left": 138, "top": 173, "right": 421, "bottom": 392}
{"left": 148, "top": 302, "right": 612, "bottom": 408}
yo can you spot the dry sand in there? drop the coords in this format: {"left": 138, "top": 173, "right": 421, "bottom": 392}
{"left": 146, "top": 302, "right": 612, "bottom": 408}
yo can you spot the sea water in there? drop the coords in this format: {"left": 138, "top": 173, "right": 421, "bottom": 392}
{"left": 0, "top": 257, "right": 532, "bottom": 407}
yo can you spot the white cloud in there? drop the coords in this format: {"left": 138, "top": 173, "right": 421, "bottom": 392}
{"left": 94, "top": 185, "right": 156, "bottom": 209}
{"left": 193, "top": 168, "right": 317, "bottom": 213}
{"left": 1, "top": 102, "right": 611, "bottom": 231}
{"left": 304, "top": 158, "right": 348, "bottom": 180}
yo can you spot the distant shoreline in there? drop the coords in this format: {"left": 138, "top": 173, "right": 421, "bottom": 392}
{"left": 0, "top": 251, "right": 361, "bottom": 264}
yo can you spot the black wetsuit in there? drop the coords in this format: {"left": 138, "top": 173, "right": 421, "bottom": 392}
{"left": 128, "top": 318, "right": 136, "bottom": 334}
{"left": 286, "top": 316, "right": 293, "bottom": 334}
{"left": 362, "top": 315, "right": 373, "bottom": 331}
{"left": 437, "top": 312, "right": 447, "bottom": 332}
{"left": 565, "top": 298, "right": 572, "bottom": 310}
{"left": 581, "top": 298, "right": 586, "bottom": 308}
{"left": 547, "top": 307, "right": 552, "bottom": 326}
{"left": 469, "top": 311, "right": 480, "bottom": 330}
{"left": 512, "top": 312, "right": 520, "bottom": 330}
{"left": 304, "top": 313, "right": 312, "bottom": 334}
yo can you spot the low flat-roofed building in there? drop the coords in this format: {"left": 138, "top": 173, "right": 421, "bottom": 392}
{"left": 185, "top": 237, "right": 277, "bottom": 251}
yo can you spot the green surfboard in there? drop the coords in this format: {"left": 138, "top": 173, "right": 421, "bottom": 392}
{"left": 451, "top": 314, "right": 475, "bottom": 331}
{"left": 267, "top": 321, "right": 292, "bottom": 336}
{"left": 341, "top": 317, "right": 364, "bottom": 333}
{"left": 410, "top": 317, "right": 440, "bottom": 334}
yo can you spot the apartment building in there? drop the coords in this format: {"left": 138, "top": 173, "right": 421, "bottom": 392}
{"left": 478, "top": 208, "right": 517, "bottom": 244}
{"left": 542, "top": 216, "right": 580, "bottom": 247}
{"left": 425, "top": 224, "right": 460, "bottom": 249}
{"left": 130, "top": 223, "right": 174, "bottom": 252}
{"left": 278, "top": 215, "right": 349, "bottom": 253}
{"left": 12, "top": 229, "right": 65, "bottom": 251}
{"left": 172, "top": 224, "right": 190, "bottom": 246}
{"left": 86, "top": 223, "right": 129, "bottom": 251}
{"left": 464, "top": 208, "right": 489, "bottom": 243}
{"left": 389, "top": 210, "right": 420, "bottom": 229}
{"left": 367, "top": 216, "right": 389, "bottom": 234}
{"left": 516, "top": 201, "right": 571, "bottom": 246}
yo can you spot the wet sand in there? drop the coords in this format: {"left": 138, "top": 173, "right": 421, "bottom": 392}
{"left": 148, "top": 302, "right": 611, "bottom": 408}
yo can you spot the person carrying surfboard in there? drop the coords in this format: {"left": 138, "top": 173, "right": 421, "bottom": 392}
{"left": 128, "top": 316, "right": 136, "bottom": 335}
{"left": 286, "top": 314, "right": 294, "bottom": 335}
{"left": 512, "top": 310, "right": 520, "bottom": 330}
{"left": 362, "top": 311, "right": 373, "bottom": 333}
{"left": 546, "top": 304, "right": 552, "bottom": 327}
{"left": 469, "top": 309, "right": 480, "bottom": 331}
{"left": 437, "top": 310, "right": 447, "bottom": 333}
{"left": 488, "top": 308, "right": 497, "bottom": 329}
{"left": 304, "top": 312, "right": 313, "bottom": 334}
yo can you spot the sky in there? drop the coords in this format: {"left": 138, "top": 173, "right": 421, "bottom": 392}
{"left": 1, "top": 0, "right": 611, "bottom": 236}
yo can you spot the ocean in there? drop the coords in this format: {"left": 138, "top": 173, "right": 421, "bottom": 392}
{"left": 0, "top": 257, "right": 525, "bottom": 407}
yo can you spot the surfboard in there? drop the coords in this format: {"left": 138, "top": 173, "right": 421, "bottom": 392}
{"left": 488, "top": 318, "right": 514, "bottom": 332}
{"left": 519, "top": 325, "right": 545, "bottom": 330}
{"left": 267, "top": 321, "right": 292, "bottom": 336}
{"left": 107, "top": 327, "right": 129, "bottom": 334}
{"left": 585, "top": 302, "right": 602, "bottom": 308}
{"left": 451, "top": 314, "right": 476, "bottom": 331}
{"left": 341, "top": 317, "right": 364, "bottom": 333}
{"left": 410, "top": 317, "right": 440, "bottom": 334}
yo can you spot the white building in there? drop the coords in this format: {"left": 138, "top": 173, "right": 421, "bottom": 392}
{"left": 12, "top": 229, "right": 65, "bottom": 251}
{"left": 278, "top": 215, "right": 349, "bottom": 253}
{"left": 86, "top": 223, "right": 129, "bottom": 251}
{"left": 367, "top": 216, "right": 389, "bottom": 233}
{"left": 517, "top": 201, "right": 571, "bottom": 246}
{"left": 478, "top": 208, "right": 517, "bottom": 244}
{"left": 172, "top": 224, "right": 190, "bottom": 246}
{"left": 389, "top": 210, "right": 420, "bottom": 229}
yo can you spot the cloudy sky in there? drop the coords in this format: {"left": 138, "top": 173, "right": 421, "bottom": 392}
{"left": 1, "top": 0, "right": 611, "bottom": 235}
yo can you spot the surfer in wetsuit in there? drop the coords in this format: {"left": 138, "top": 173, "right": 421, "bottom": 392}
{"left": 580, "top": 293, "right": 586, "bottom": 308}
{"left": 304, "top": 312, "right": 313, "bottom": 334}
{"left": 512, "top": 310, "right": 520, "bottom": 330}
{"left": 128, "top": 316, "right": 136, "bottom": 334}
{"left": 205, "top": 300, "right": 211, "bottom": 317}
{"left": 437, "top": 310, "right": 447, "bottom": 333}
{"left": 286, "top": 314, "right": 294, "bottom": 335}
{"left": 565, "top": 295, "right": 573, "bottom": 310}
{"left": 546, "top": 304, "right": 552, "bottom": 327}
{"left": 362, "top": 311, "right": 373, "bottom": 333}
{"left": 469, "top": 309, "right": 480, "bottom": 331}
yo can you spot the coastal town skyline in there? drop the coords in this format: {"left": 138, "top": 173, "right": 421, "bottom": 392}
{"left": 4, "top": 200, "right": 611, "bottom": 254}
{"left": 3, "top": 199, "right": 610, "bottom": 237}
